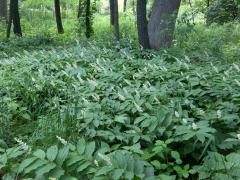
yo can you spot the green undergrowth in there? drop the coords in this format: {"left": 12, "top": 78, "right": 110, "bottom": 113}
{"left": 0, "top": 39, "right": 240, "bottom": 179}
{"left": 1, "top": 3, "right": 240, "bottom": 178}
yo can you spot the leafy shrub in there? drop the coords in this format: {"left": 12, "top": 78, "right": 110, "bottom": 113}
{"left": 1, "top": 41, "right": 240, "bottom": 179}
{"left": 206, "top": 0, "right": 239, "bottom": 25}
{"left": 0, "top": 137, "right": 155, "bottom": 179}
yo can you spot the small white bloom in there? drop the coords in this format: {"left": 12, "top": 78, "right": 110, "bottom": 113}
{"left": 14, "top": 138, "right": 29, "bottom": 151}
{"left": 196, "top": 72, "right": 201, "bottom": 78}
{"left": 92, "top": 94, "right": 100, "bottom": 101}
{"left": 235, "top": 79, "right": 240, "bottom": 87}
{"left": 224, "top": 71, "right": 229, "bottom": 77}
{"left": 118, "top": 93, "right": 125, "bottom": 101}
{"left": 49, "top": 178, "right": 57, "bottom": 180}
{"left": 32, "top": 77, "right": 36, "bottom": 82}
{"left": 135, "top": 89, "right": 140, "bottom": 98}
{"left": 237, "top": 134, "right": 240, "bottom": 140}
{"left": 143, "top": 67, "right": 148, "bottom": 72}
{"left": 175, "top": 111, "right": 180, "bottom": 118}
{"left": 162, "top": 66, "right": 168, "bottom": 72}
{"left": 223, "top": 76, "right": 226, "bottom": 81}
{"left": 160, "top": 76, "right": 164, "bottom": 81}
{"left": 185, "top": 99, "right": 190, "bottom": 105}
{"left": 82, "top": 98, "right": 89, "bottom": 104}
{"left": 211, "top": 63, "right": 219, "bottom": 73}
{"left": 143, "top": 84, "right": 149, "bottom": 92}
{"left": 56, "top": 136, "right": 67, "bottom": 145}
{"left": 154, "top": 97, "right": 160, "bottom": 104}
{"left": 184, "top": 63, "right": 189, "bottom": 70}
{"left": 94, "top": 160, "right": 99, "bottom": 167}
{"left": 233, "top": 63, "right": 240, "bottom": 72}
{"left": 124, "top": 79, "right": 131, "bottom": 86}
{"left": 217, "top": 110, "right": 222, "bottom": 118}
{"left": 98, "top": 153, "right": 112, "bottom": 166}
{"left": 182, "top": 118, "right": 188, "bottom": 124}
{"left": 134, "top": 101, "right": 143, "bottom": 112}
{"left": 88, "top": 79, "right": 98, "bottom": 87}
{"left": 179, "top": 82, "right": 184, "bottom": 87}
{"left": 192, "top": 123, "right": 198, "bottom": 130}
{"left": 123, "top": 88, "right": 129, "bottom": 96}
{"left": 198, "top": 109, "right": 205, "bottom": 115}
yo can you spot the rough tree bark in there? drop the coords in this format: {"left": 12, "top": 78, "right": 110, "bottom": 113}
{"left": 85, "top": 0, "right": 93, "bottom": 38}
{"left": 207, "top": 0, "right": 210, "bottom": 7}
{"left": 7, "top": 0, "right": 22, "bottom": 38}
{"left": 137, "top": 0, "right": 150, "bottom": 49}
{"left": 148, "top": 0, "right": 181, "bottom": 50}
{"left": 54, "top": 0, "right": 64, "bottom": 34}
{"left": 109, "top": 0, "right": 114, "bottom": 25}
{"left": 77, "top": 0, "right": 83, "bottom": 18}
{"left": 123, "top": 0, "right": 127, "bottom": 12}
{"left": 0, "top": 0, "right": 7, "bottom": 22}
{"left": 113, "top": 0, "right": 119, "bottom": 40}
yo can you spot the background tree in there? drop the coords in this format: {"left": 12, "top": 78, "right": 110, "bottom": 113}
{"left": 123, "top": 0, "right": 127, "bottom": 12}
{"left": 207, "top": 0, "right": 210, "bottom": 7}
{"left": 113, "top": 0, "right": 119, "bottom": 40}
{"left": 78, "top": 0, "right": 84, "bottom": 19}
{"left": 206, "top": 0, "right": 238, "bottom": 25}
{"left": 137, "top": 0, "right": 150, "bottom": 49}
{"left": 109, "top": 0, "right": 114, "bottom": 25}
{"left": 54, "top": 0, "right": 64, "bottom": 34}
{"left": 7, "top": 0, "right": 22, "bottom": 38}
{"left": 148, "top": 0, "right": 181, "bottom": 50}
{"left": 85, "top": 0, "right": 93, "bottom": 38}
{"left": 0, "top": 0, "right": 7, "bottom": 22}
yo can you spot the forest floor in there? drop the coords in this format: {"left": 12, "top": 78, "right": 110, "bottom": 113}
{"left": 0, "top": 19, "right": 240, "bottom": 179}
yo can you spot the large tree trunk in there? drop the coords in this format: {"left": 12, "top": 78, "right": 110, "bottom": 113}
{"left": 85, "top": 0, "right": 93, "bottom": 38}
{"left": 77, "top": 0, "right": 83, "bottom": 19}
{"left": 6, "top": 1, "right": 13, "bottom": 39}
{"left": 54, "top": 0, "right": 64, "bottom": 34}
{"left": 7, "top": 0, "right": 22, "bottom": 38}
{"left": 148, "top": 0, "right": 181, "bottom": 50}
{"left": 137, "top": 0, "right": 150, "bottom": 49}
{"left": 123, "top": 0, "right": 127, "bottom": 12}
{"left": 109, "top": 0, "right": 114, "bottom": 25}
{"left": 0, "top": 0, "right": 7, "bottom": 22}
{"left": 207, "top": 0, "right": 210, "bottom": 7}
{"left": 113, "top": 0, "right": 119, "bottom": 40}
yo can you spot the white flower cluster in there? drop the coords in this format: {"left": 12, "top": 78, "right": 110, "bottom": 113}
{"left": 56, "top": 136, "right": 68, "bottom": 145}
{"left": 217, "top": 110, "right": 222, "bottom": 119}
{"left": 191, "top": 123, "right": 198, "bottom": 130}
{"left": 237, "top": 134, "right": 240, "bottom": 140}
{"left": 98, "top": 153, "right": 112, "bottom": 166}
{"left": 14, "top": 138, "right": 30, "bottom": 151}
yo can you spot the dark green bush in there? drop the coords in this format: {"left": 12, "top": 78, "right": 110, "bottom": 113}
{"left": 206, "top": 0, "right": 239, "bottom": 25}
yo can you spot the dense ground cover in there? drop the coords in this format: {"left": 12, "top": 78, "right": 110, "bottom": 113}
{"left": 1, "top": 1, "right": 240, "bottom": 179}
{"left": 1, "top": 30, "right": 240, "bottom": 179}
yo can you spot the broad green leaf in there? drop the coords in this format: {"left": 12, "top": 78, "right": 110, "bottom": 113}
{"left": 66, "top": 155, "right": 83, "bottom": 166}
{"left": 35, "top": 163, "right": 56, "bottom": 176}
{"left": 46, "top": 145, "right": 58, "bottom": 161}
{"left": 85, "top": 141, "right": 95, "bottom": 159}
{"left": 49, "top": 167, "right": 65, "bottom": 178}
{"left": 112, "top": 169, "right": 124, "bottom": 180}
{"left": 33, "top": 149, "right": 46, "bottom": 160}
{"left": 18, "top": 157, "right": 38, "bottom": 173}
{"left": 95, "top": 166, "right": 114, "bottom": 176}
{"left": 77, "top": 161, "right": 91, "bottom": 172}
{"left": 77, "top": 139, "right": 86, "bottom": 155}
{"left": 24, "top": 159, "right": 47, "bottom": 174}
{"left": 56, "top": 146, "right": 69, "bottom": 166}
